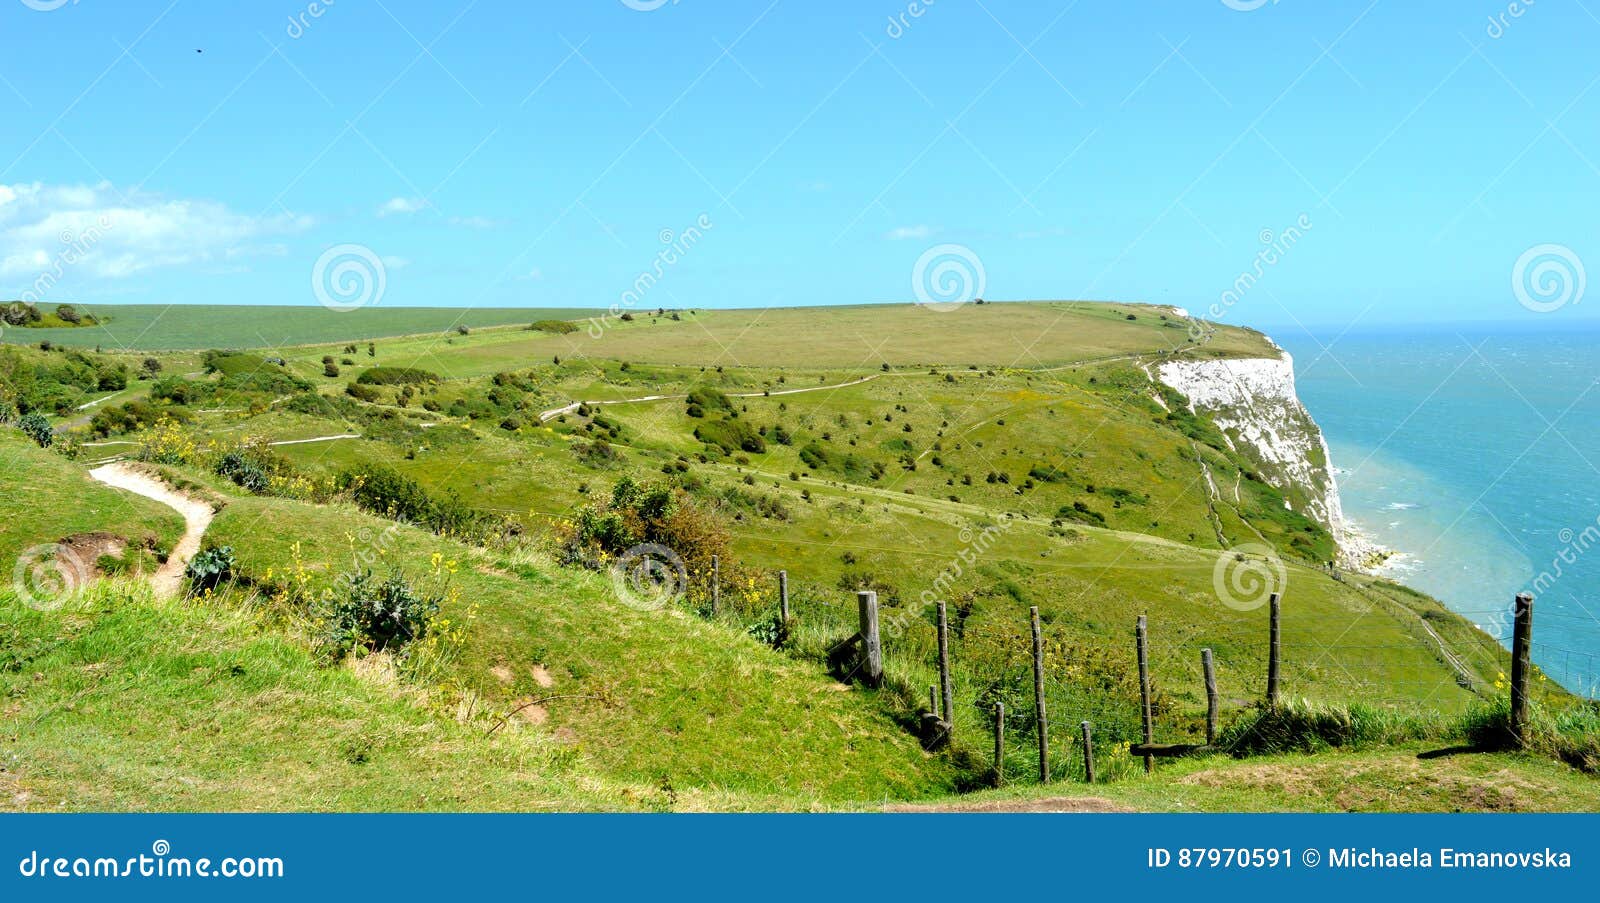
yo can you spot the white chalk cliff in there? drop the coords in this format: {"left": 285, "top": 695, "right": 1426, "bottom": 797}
{"left": 1155, "top": 349, "right": 1378, "bottom": 569}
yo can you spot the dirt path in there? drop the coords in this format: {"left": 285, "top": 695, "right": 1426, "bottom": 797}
{"left": 88, "top": 463, "right": 214, "bottom": 598}
{"left": 536, "top": 374, "right": 883, "bottom": 423}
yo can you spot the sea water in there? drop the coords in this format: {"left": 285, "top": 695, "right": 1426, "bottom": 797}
{"left": 1279, "top": 324, "right": 1600, "bottom": 697}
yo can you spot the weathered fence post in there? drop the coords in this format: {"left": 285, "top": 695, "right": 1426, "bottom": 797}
{"left": 856, "top": 590, "right": 883, "bottom": 688}
{"left": 1511, "top": 592, "right": 1534, "bottom": 746}
{"left": 1137, "top": 615, "right": 1153, "bottom": 774}
{"left": 711, "top": 555, "right": 720, "bottom": 615}
{"left": 1266, "top": 591, "right": 1282, "bottom": 709}
{"left": 937, "top": 601, "right": 954, "bottom": 739}
{"left": 929, "top": 685, "right": 939, "bottom": 717}
{"left": 1080, "top": 720, "right": 1095, "bottom": 784}
{"left": 1030, "top": 606, "right": 1049, "bottom": 782}
{"left": 993, "top": 702, "right": 1005, "bottom": 787}
{"left": 778, "top": 570, "right": 789, "bottom": 623}
{"left": 1202, "top": 647, "right": 1219, "bottom": 747}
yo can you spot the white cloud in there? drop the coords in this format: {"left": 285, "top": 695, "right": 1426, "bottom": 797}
{"left": 0, "top": 182, "right": 312, "bottom": 284}
{"left": 377, "top": 196, "right": 428, "bottom": 217}
{"left": 885, "top": 225, "right": 935, "bottom": 240}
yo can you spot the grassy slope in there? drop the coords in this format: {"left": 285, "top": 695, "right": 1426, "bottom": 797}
{"left": 203, "top": 493, "right": 956, "bottom": 803}
{"left": 1, "top": 305, "right": 597, "bottom": 351}
{"left": 894, "top": 746, "right": 1600, "bottom": 813}
{"left": 0, "top": 434, "right": 183, "bottom": 563}
{"left": 264, "top": 302, "right": 1276, "bottom": 377}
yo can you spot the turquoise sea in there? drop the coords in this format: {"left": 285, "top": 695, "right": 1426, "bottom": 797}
{"left": 1281, "top": 325, "right": 1600, "bottom": 698}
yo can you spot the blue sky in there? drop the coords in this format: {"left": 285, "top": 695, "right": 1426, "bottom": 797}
{"left": 1, "top": 0, "right": 1596, "bottom": 331}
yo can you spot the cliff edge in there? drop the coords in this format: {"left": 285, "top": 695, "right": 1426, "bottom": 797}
{"left": 1155, "top": 349, "right": 1384, "bottom": 571}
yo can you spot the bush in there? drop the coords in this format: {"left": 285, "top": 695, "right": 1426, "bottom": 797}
{"left": 324, "top": 569, "right": 442, "bottom": 654}
{"left": 18, "top": 412, "right": 52, "bottom": 447}
{"left": 530, "top": 319, "right": 579, "bottom": 334}
{"left": 694, "top": 418, "right": 765, "bottom": 455}
{"left": 323, "top": 361, "right": 340, "bottom": 378}
{"left": 216, "top": 451, "right": 269, "bottom": 493}
{"left": 357, "top": 366, "right": 439, "bottom": 386}
{"left": 1220, "top": 699, "right": 1435, "bottom": 756}
{"left": 185, "top": 545, "right": 236, "bottom": 592}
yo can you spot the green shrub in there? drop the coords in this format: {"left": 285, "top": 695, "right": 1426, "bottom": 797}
{"left": 185, "top": 545, "right": 236, "bottom": 592}
{"left": 530, "top": 319, "right": 579, "bottom": 334}
{"left": 1220, "top": 699, "right": 1436, "bottom": 756}
{"left": 694, "top": 417, "right": 765, "bottom": 455}
{"left": 357, "top": 366, "right": 440, "bottom": 386}
{"left": 18, "top": 412, "right": 52, "bottom": 448}
{"left": 324, "top": 569, "right": 442, "bottom": 655}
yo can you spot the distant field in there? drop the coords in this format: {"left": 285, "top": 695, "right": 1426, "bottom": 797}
{"left": 271, "top": 301, "right": 1275, "bottom": 375}
{"left": 0, "top": 305, "right": 598, "bottom": 351}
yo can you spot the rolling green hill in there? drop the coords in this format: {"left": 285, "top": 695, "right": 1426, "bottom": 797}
{"left": 1, "top": 301, "right": 1591, "bottom": 812}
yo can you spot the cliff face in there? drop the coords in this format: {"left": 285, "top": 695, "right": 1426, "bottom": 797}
{"left": 1155, "top": 351, "right": 1369, "bottom": 568}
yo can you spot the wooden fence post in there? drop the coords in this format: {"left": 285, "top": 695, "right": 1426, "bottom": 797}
{"left": 937, "top": 601, "right": 954, "bottom": 739}
{"left": 1266, "top": 591, "right": 1281, "bottom": 709}
{"left": 778, "top": 570, "right": 789, "bottom": 624}
{"left": 1511, "top": 592, "right": 1534, "bottom": 746}
{"left": 1030, "top": 606, "right": 1049, "bottom": 782}
{"left": 1202, "top": 647, "right": 1219, "bottom": 747}
{"left": 929, "top": 685, "right": 939, "bottom": 718}
{"left": 856, "top": 590, "right": 883, "bottom": 688}
{"left": 1137, "top": 615, "right": 1153, "bottom": 774}
{"left": 993, "top": 702, "right": 1005, "bottom": 787}
{"left": 1080, "top": 720, "right": 1095, "bottom": 784}
{"left": 711, "top": 555, "right": 720, "bottom": 615}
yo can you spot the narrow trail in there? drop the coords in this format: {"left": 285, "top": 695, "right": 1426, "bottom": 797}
{"left": 89, "top": 463, "right": 214, "bottom": 599}
{"left": 536, "top": 373, "right": 882, "bottom": 423}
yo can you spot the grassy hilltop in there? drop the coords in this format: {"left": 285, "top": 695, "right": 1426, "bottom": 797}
{"left": 2, "top": 300, "right": 1596, "bottom": 812}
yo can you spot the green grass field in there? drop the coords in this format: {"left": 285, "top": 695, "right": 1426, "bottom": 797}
{"left": 0, "top": 301, "right": 1591, "bottom": 812}
{"left": 1, "top": 304, "right": 598, "bottom": 351}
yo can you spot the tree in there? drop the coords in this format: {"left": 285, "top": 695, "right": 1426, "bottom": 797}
{"left": 55, "top": 304, "right": 81, "bottom": 324}
{"left": 140, "top": 357, "right": 162, "bottom": 378}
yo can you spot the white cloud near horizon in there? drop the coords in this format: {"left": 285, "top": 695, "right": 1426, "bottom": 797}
{"left": 377, "top": 196, "right": 428, "bottom": 217}
{"left": 0, "top": 181, "right": 312, "bottom": 284}
{"left": 885, "top": 224, "right": 935, "bottom": 240}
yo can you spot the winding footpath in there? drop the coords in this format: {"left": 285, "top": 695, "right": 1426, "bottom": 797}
{"left": 88, "top": 463, "right": 214, "bottom": 598}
